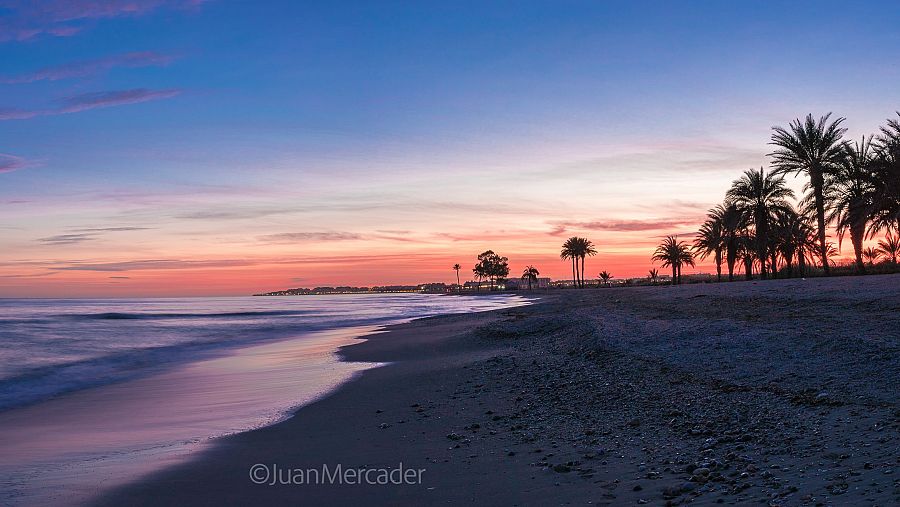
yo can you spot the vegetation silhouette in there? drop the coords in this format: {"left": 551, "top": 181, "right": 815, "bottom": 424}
{"left": 769, "top": 113, "right": 848, "bottom": 275}
{"left": 598, "top": 270, "right": 612, "bottom": 287}
{"left": 652, "top": 236, "right": 695, "bottom": 285}
{"left": 521, "top": 265, "right": 539, "bottom": 290}
{"left": 560, "top": 237, "right": 597, "bottom": 288}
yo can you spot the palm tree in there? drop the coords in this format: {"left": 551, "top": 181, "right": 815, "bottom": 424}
{"left": 648, "top": 268, "right": 659, "bottom": 284}
{"left": 521, "top": 265, "right": 539, "bottom": 290}
{"left": 598, "top": 270, "right": 612, "bottom": 287}
{"left": 560, "top": 238, "right": 578, "bottom": 288}
{"left": 824, "top": 137, "right": 875, "bottom": 274}
{"left": 452, "top": 263, "right": 461, "bottom": 292}
{"left": 721, "top": 203, "right": 745, "bottom": 281}
{"left": 862, "top": 247, "right": 880, "bottom": 266}
{"left": 693, "top": 205, "right": 725, "bottom": 282}
{"left": 726, "top": 168, "right": 794, "bottom": 279}
{"left": 652, "top": 235, "right": 694, "bottom": 285}
{"left": 575, "top": 237, "right": 597, "bottom": 288}
{"left": 877, "top": 233, "right": 900, "bottom": 265}
{"left": 769, "top": 113, "right": 848, "bottom": 275}
{"left": 771, "top": 206, "right": 813, "bottom": 278}
{"left": 869, "top": 113, "right": 900, "bottom": 237}
{"left": 737, "top": 232, "right": 755, "bottom": 280}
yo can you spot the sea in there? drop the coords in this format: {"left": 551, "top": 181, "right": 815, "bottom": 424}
{"left": 0, "top": 294, "right": 529, "bottom": 506}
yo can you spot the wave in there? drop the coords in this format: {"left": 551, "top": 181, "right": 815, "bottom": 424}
{"left": 70, "top": 310, "right": 314, "bottom": 320}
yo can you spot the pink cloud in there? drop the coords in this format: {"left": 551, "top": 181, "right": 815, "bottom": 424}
{"left": 0, "top": 88, "right": 182, "bottom": 120}
{"left": 549, "top": 217, "right": 706, "bottom": 234}
{"left": 0, "top": 1, "right": 208, "bottom": 42}
{"left": 1, "top": 51, "right": 177, "bottom": 84}
{"left": 58, "top": 88, "right": 182, "bottom": 113}
{"left": 0, "top": 153, "right": 35, "bottom": 173}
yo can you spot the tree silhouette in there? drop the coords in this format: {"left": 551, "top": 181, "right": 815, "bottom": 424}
{"left": 824, "top": 137, "right": 875, "bottom": 274}
{"left": 473, "top": 250, "right": 509, "bottom": 291}
{"left": 770, "top": 113, "right": 848, "bottom": 275}
{"left": 869, "top": 113, "right": 900, "bottom": 237}
{"left": 877, "top": 233, "right": 899, "bottom": 265}
{"left": 521, "top": 265, "right": 539, "bottom": 290}
{"left": 727, "top": 167, "right": 794, "bottom": 279}
{"left": 452, "top": 263, "right": 461, "bottom": 292}
{"left": 560, "top": 238, "right": 578, "bottom": 288}
{"left": 694, "top": 205, "right": 726, "bottom": 282}
{"left": 652, "top": 235, "right": 694, "bottom": 285}
{"left": 598, "top": 270, "right": 612, "bottom": 287}
{"left": 862, "top": 247, "right": 880, "bottom": 266}
{"left": 575, "top": 237, "right": 597, "bottom": 288}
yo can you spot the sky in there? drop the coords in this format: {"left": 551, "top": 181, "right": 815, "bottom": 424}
{"left": 2, "top": 1, "right": 900, "bottom": 297}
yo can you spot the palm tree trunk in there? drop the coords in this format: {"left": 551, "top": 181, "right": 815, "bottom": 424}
{"left": 571, "top": 257, "right": 577, "bottom": 288}
{"left": 456, "top": 271, "right": 460, "bottom": 292}
{"left": 798, "top": 248, "right": 807, "bottom": 277}
{"left": 812, "top": 171, "right": 830, "bottom": 275}
{"left": 676, "top": 263, "right": 681, "bottom": 285}
{"left": 715, "top": 248, "right": 722, "bottom": 282}
{"left": 671, "top": 265, "right": 677, "bottom": 286}
{"left": 726, "top": 242, "right": 736, "bottom": 282}
{"left": 785, "top": 251, "right": 794, "bottom": 278}
{"left": 851, "top": 222, "right": 866, "bottom": 274}
{"left": 744, "top": 256, "right": 753, "bottom": 280}
{"left": 770, "top": 252, "right": 778, "bottom": 279}
{"left": 580, "top": 256, "right": 585, "bottom": 288}
{"left": 756, "top": 211, "right": 768, "bottom": 280}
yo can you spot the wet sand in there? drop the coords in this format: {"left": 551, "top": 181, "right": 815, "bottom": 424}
{"left": 0, "top": 327, "right": 381, "bottom": 506}
{"left": 97, "top": 274, "right": 899, "bottom": 506}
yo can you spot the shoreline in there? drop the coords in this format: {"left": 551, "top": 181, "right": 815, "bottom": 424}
{"left": 0, "top": 325, "right": 388, "bottom": 507}
{"left": 98, "top": 275, "right": 899, "bottom": 505}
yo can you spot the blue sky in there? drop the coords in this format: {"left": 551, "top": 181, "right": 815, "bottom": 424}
{"left": 2, "top": 1, "right": 900, "bottom": 296}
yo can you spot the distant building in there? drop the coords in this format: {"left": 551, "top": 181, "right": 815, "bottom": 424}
{"left": 502, "top": 277, "right": 551, "bottom": 290}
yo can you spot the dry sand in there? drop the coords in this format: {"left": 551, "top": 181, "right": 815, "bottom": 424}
{"left": 96, "top": 274, "right": 900, "bottom": 506}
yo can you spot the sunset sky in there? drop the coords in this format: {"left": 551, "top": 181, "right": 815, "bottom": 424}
{"left": 2, "top": 1, "right": 900, "bottom": 297}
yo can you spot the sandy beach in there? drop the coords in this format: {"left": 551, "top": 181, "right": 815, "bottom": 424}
{"left": 93, "top": 274, "right": 899, "bottom": 506}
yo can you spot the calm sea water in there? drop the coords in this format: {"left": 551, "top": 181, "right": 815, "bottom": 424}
{"left": 0, "top": 294, "right": 528, "bottom": 411}
{"left": 0, "top": 294, "right": 529, "bottom": 506}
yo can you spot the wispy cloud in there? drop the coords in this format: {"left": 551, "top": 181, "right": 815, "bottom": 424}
{"left": 259, "top": 232, "right": 363, "bottom": 243}
{"left": 0, "top": 0, "right": 208, "bottom": 42}
{"left": 73, "top": 226, "right": 151, "bottom": 233}
{"left": 0, "top": 88, "right": 182, "bottom": 120}
{"left": 1, "top": 51, "right": 177, "bottom": 84}
{"left": 550, "top": 218, "right": 703, "bottom": 234}
{"left": 36, "top": 226, "right": 151, "bottom": 245}
{"left": 50, "top": 259, "right": 256, "bottom": 272}
{"left": 37, "top": 233, "right": 96, "bottom": 245}
{"left": 60, "top": 88, "right": 182, "bottom": 113}
{"left": 0, "top": 152, "right": 36, "bottom": 173}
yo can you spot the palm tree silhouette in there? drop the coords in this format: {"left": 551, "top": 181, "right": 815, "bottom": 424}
{"left": 694, "top": 205, "right": 726, "bottom": 282}
{"left": 561, "top": 237, "right": 597, "bottom": 288}
{"left": 721, "top": 204, "right": 746, "bottom": 281}
{"left": 727, "top": 168, "right": 795, "bottom": 279}
{"left": 862, "top": 247, "right": 880, "bottom": 266}
{"left": 770, "top": 113, "right": 848, "bottom": 275}
{"left": 869, "top": 113, "right": 900, "bottom": 237}
{"left": 452, "top": 263, "right": 461, "bottom": 292}
{"left": 521, "top": 265, "right": 539, "bottom": 290}
{"left": 877, "top": 233, "right": 900, "bottom": 265}
{"left": 560, "top": 238, "right": 578, "bottom": 288}
{"left": 652, "top": 235, "right": 694, "bottom": 285}
{"left": 598, "top": 270, "right": 612, "bottom": 287}
{"left": 824, "top": 137, "right": 875, "bottom": 274}
{"left": 648, "top": 268, "right": 659, "bottom": 284}
{"left": 576, "top": 238, "right": 598, "bottom": 288}
{"left": 771, "top": 206, "right": 811, "bottom": 278}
